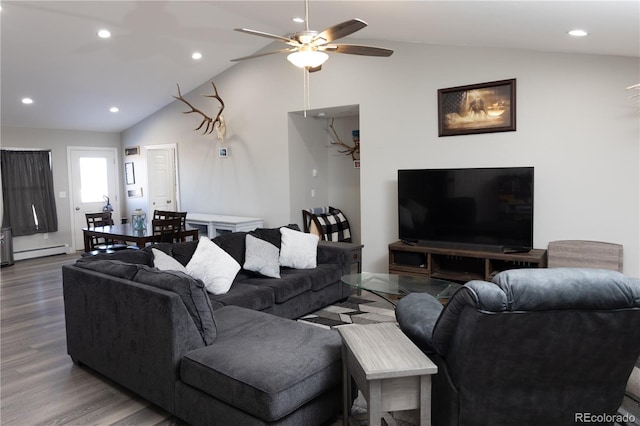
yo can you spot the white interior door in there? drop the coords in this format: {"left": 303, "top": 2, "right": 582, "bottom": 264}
{"left": 69, "top": 148, "right": 119, "bottom": 250}
{"left": 147, "top": 147, "right": 177, "bottom": 213}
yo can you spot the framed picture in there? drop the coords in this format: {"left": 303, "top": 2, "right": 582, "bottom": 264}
{"left": 124, "top": 146, "right": 140, "bottom": 156}
{"left": 438, "top": 79, "right": 516, "bottom": 136}
{"left": 125, "top": 162, "right": 135, "bottom": 185}
{"left": 127, "top": 188, "right": 143, "bottom": 198}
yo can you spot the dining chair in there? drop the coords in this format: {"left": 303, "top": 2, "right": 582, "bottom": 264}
{"left": 85, "top": 212, "right": 127, "bottom": 251}
{"left": 153, "top": 210, "right": 187, "bottom": 230}
{"left": 301, "top": 206, "right": 352, "bottom": 242}
{"left": 152, "top": 218, "right": 184, "bottom": 243}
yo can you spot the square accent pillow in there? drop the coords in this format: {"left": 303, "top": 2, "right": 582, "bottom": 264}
{"left": 186, "top": 237, "right": 241, "bottom": 295}
{"left": 152, "top": 248, "right": 187, "bottom": 273}
{"left": 279, "top": 227, "right": 318, "bottom": 269}
{"left": 244, "top": 234, "right": 281, "bottom": 278}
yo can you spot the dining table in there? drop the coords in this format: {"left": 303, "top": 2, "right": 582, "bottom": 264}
{"left": 83, "top": 223, "right": 198, "bottom": 252}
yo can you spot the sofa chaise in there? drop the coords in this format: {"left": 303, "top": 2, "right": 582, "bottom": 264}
{"left": 62, "top": 227, "right": 356, "bottom": 425}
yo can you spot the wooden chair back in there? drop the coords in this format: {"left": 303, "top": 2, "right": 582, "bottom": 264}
{"left": 153, "top": 210, "right": 187, "bottom": 230}
{"left": 85, "top": 212, "right": 115, "bottom": 249}
{"left": 152, "top": 218, "right": 184, "bottom": 243}
{"left": 85, "top": 211, "right": 114, "bottom": 228}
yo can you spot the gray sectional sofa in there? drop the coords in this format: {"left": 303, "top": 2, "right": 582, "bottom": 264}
{"left": 62, "top": 228, "right": 356, "bottom": 425}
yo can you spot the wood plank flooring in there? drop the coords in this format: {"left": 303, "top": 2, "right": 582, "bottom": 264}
{"left": 0, "top": 253, "right": 184, "bottom": 426}
{"left": 3, "top": 253, "right": 638, "bottom": 426}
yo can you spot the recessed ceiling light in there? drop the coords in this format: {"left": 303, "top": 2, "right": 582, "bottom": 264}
{"left": 21, "top": 98, "right": 33, "bottom": 105}
{"left": 97, "top": 29, "right": 111, "bottom": 39}
{"left": 568, "top": 29, "right": 588, "bottom": 37}
{"left": 110, "top": 107, "right": 119, "bottom": 113}
{"left": 292, "top": 17, "right": 305, "bottom": 23}
{"left": 192, "top": 52, "right": 202, "bottom": 60}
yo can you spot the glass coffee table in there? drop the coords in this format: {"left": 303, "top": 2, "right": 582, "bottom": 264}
{"left": 341, "top": 272, "right": 462, "bottom": 305}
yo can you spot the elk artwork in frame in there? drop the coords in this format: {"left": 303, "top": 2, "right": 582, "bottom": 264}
{"left": 438, "top": 78, "right": 516, "bottom": 137}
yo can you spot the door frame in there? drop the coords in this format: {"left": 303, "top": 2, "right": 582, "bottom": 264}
{"left": 144, "top": 143, "right": 181, "bottom": 214}
{"left": 67, "top": 146, "right": 121, "bottom": 251}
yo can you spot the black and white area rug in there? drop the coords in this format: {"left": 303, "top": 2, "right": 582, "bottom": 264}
{"left": 300, "top": 292, "right": 420, "bottom": 426}
{"left": 298, "top": 292, "right": 398, "bottom": 329}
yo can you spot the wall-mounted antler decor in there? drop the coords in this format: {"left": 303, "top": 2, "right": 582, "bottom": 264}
{"left": 329, "top": 118, "right": 359, "bottom": 161}
{"left": 173, "top": 81, "right": 226, "bottom": 142}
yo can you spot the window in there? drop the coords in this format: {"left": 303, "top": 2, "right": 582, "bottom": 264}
{"left": 79, "top": 157, "right": 108, "bottom": 203}
{"left": 1, "top": 150, "right": 58, "bottom": 236}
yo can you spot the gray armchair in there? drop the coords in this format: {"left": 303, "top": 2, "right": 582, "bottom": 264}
{"left": 396, "top": 268, "right": 640, "bottom": 426}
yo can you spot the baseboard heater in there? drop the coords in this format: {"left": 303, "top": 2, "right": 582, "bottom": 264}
{"left": 14, "top": 244, "right": 70, "bottom": 261}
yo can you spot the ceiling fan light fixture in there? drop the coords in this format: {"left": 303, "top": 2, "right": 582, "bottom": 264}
{"left": 287, "top": 50, "right": 328, "bottom": 68}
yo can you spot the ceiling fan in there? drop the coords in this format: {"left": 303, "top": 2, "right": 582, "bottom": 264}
{"left": 230, "top": 0, "right": 393, "bottom": 72}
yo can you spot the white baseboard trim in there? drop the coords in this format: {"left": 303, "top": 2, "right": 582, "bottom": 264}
{"left": 14, "top": 244, "right": 70, "bottom": 261}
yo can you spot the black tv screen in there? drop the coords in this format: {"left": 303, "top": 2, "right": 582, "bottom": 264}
{"left": 398, "top": 167, "right": 534, "bottom": 252}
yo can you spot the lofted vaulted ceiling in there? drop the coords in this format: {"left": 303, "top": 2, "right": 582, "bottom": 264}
{"left": 1, "top": 1, "right": 638, "bottom": 133}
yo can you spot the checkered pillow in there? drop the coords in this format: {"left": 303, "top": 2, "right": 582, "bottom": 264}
{"left": 315, "top": 209, "right": 352, "bottom": 242}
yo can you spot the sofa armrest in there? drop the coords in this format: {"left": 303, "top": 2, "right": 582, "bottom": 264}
{"left": 317, "top": 241, "right": 352, "bottom": 265}
{"left": 62, "top": 265, "right": 204, "bottom": 412}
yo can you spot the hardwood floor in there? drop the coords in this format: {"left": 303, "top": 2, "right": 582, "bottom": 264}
{"left": 3, "top": 253, "right": 637, "bottom": 426}
{"left": 0, "top": 253, "right": 184, "bottom": 426}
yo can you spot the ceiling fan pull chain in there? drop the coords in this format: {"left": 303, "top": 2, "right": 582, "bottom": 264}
{"left": 303, "top": 67, "right": 310, "bottom": 117}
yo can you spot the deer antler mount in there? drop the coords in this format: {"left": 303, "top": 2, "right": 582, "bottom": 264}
{"left": 329, "top": 118, "right": 360, "bottom": 161}
{"left": 173, "top": 81, "right": 225, "bottom": 139}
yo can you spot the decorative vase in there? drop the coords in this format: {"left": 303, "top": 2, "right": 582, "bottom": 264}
{"left": 132, "top": 209, "right": 147, "bottom": 231}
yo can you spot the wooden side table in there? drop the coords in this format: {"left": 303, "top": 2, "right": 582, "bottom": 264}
{"left": 338, "top": 323, "right": 437, "bottom": 426}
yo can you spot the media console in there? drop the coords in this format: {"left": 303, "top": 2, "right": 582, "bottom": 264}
{"left": 389, "top": 241, "right": 547, "bottom": 282}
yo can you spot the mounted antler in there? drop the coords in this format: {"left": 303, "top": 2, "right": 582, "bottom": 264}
{"left": 329, "top": 118, "right": 359, "bottom": 161}
{"left": 173, "top": 81, "right": 225, "bottom": 136}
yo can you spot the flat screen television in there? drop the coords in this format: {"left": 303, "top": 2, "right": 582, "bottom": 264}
{"left": 398, "top": 167, "right": 534, "bottom": 252}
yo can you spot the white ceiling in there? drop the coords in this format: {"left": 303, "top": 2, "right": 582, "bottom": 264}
{"left": 1, "top": 1, "right": 638, "bottom": 133}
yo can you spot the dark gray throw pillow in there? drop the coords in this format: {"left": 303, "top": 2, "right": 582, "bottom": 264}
{"left": 78, "top": 249, "right": 153, "bottom": 266}
{"left": 133, "top": 265, "right": 217, "bottom": 345}
{"left": 75, "top": 258, "right": 141, "bottom": 281}
{"left": 250, "top": 224, "right": 300, "bottom": 249}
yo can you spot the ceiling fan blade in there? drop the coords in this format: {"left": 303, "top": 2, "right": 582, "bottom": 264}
{"left": 230, "top": 48, "right": 295, "bottom": 62}
{"left": 313, "top": 19, "right": 367, "bottom": 44}
{"left": 322, "top": 44, "right": 394, "bottom": 57}
{"left": 234, "top": 28, "right": 298, "bottom": 46}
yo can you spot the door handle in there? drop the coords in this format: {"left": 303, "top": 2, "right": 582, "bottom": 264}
{"left": 167, "top": 200, "right": 172, "bottom": 204}
{"left": 75, "top": 207, "right": 80, "bottom": 211}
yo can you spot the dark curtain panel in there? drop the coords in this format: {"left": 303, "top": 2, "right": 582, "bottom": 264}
{"left": 1, "top": 150, "right": 58, "bottom": 236}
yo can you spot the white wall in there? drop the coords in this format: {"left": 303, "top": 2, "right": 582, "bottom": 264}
{"left": 0, "top": 126, "right": 121, "bottom": 253}
{"left": 287, "top": 112, "right": 361, "bottom": 243}
{"left": 327, "top": 115, "right": 361, "bottom": 245}
{"left": 121, "top": 40, "right": 640, "bottom": 277}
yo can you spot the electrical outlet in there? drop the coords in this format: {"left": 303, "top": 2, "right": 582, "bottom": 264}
{"left": 43, "top": 233, "right": 49, "bottom": 240}
{"left": 311, "top": 189, "right": 316, "bottom": 198}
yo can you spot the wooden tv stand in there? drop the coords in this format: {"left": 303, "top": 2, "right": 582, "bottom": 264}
{"left": 389, "top": 241, "right": 547, "bottom": 282}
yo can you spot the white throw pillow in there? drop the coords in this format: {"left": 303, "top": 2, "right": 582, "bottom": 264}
{"left": 186, "top": 237, "right": 241, "bottom": 295}
{"left": 152, "top": 248, "right": 187, "bottom": 273}
{"left": 244, "top": 234, "right": 281, "bottom": 278}
{"left": 279, "top": 227, "right": 318, "bottom": 269}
